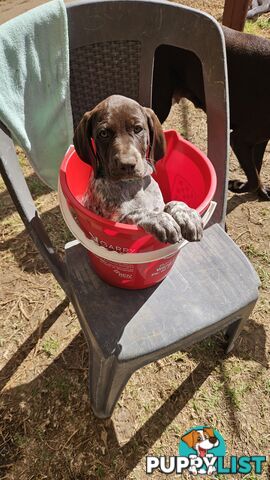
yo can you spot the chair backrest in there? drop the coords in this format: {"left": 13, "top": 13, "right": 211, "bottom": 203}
{"left": 67, "top": 0, "right": 229, "bottom": 226}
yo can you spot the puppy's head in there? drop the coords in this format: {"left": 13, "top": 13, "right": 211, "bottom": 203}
{"left": 73, "top": 95, "right": 166, "bottom": 180}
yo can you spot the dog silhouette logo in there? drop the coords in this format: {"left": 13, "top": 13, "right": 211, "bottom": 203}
{"left": 146, "top": 426, "right": 266, "bottom": 475}
{"left": 179, "top": 426, "right": 226, "bottom": 475}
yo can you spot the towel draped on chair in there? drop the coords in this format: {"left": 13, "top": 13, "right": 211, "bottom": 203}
{"left": 0, "top": 0, "right": 73, "bottom": 189}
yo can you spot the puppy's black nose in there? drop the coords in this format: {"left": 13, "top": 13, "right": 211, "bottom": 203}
{"left": 209, "top": 436, "right": 217, "bottom": 444}
{"left": 120, "top": 163, "right": 136, "bottom": 174}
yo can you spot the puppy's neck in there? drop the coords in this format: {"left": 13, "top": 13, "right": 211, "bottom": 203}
{"left": 92, "top": 174, "right": 151, "bottom": 193}
{"left": 83, "top": 171, "right": 163, "bottom": 221}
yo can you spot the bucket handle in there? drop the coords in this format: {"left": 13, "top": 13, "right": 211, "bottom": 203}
{"left": 59, "top": 181, "right": 216, "bottom": 264}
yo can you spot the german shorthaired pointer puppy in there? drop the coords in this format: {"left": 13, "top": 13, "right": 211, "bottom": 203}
{"left": 153, "top": 25, "right": 270, "bottom": 200}
{"left": 73, "top": 95, "right": 203, "bottom": 244}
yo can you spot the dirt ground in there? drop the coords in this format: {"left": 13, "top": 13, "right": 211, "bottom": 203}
{"left": 0, "top": 1, "right": 270, "bottom": 479}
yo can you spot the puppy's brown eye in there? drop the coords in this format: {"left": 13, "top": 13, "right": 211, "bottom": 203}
{"left": 134, "top": 125, "right": 143, "bottom": 134}
{"left": 99, "top": 129, "right": 109, "bottom": 138}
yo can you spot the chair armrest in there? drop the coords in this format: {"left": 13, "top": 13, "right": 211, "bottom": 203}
{"left": 0, "top": 125, "right": 70, "bottom": 295}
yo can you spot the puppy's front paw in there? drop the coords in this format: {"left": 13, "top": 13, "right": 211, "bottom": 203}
{"left": 139, "top": 212, "right": 182, "bottom": 244}
{"left": 164, "top": 201, "right": 203, "bottom": 242}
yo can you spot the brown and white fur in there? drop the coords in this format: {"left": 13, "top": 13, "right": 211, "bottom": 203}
{"left": 73, "top": 95, "right": 203, "bottom": 244}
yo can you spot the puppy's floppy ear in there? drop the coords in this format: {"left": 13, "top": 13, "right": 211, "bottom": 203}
{"left": 145, "top": 107, "right": 166, "bottom": 162}
{"left": 73, "top": 109, "right": 99, "bottom": 175}
{"left": 181, "top": 430, "right": 196, "bottom": 449}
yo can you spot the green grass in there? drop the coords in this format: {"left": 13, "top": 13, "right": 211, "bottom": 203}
{"left": 191, "top": 379, "right": 224, "bottom": 415}
{"left": 240, "top": 244, "right": 270, "bottom": 289}
{"left": 26, "top": 175, "right": 51, "bottom": 197}
{"left": 243, "top": 244, "right": 270, "bottom": 264}
{"left": 264, "top": 379, "right": 270, "bottom": 394}
{"left": 260, "top": 208, "right": 270, "bottom": 217}
{"left": 226, "top": 383, "right": 250, "bottom": 409}
{"left": 42, "top": 336, "right": 59, "bottom": 357}
{"left": 96, "top": 464, "right": 105, "bottom": 478}
{"left": 242, "top": 473, "right": 266, "bottom": 480}
{"left": 18, "top": 149, "right": 29, "bottom": 168}
{"left": 14, "top": 433, "right": 28, "bottom": 448}
{"left": 245, "top": 17, "right": 270, "bottom": 36}
{"left": 256, "top": 265, "right": 270, "bottom": 290}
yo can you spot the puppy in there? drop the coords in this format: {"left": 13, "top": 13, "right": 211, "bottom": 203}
{"left": 73, "top": 95, "right": 203, "bottom": 244}
{"left": 153, "top": 25, "right": 270, "bottom": 200}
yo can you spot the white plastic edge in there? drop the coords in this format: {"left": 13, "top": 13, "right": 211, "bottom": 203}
{"left": 58, "top": 180, "right": 216, "bottom": 264}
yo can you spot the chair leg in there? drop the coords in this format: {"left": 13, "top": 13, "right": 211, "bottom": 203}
{"left": 66, "top": 288, "right": 133, "bottom": 418}
{"left": 88, "top": 348, "right": 133, "bottom": 419}
{"left": 225, "top": 318, "right": 244, "bottom": 353}
{"left": 225, "top": 301, "right": 257, "bottom": 354}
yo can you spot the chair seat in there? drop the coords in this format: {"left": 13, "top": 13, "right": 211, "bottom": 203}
{"left": 65, "top": 224, "right": 259, "bottom": 363}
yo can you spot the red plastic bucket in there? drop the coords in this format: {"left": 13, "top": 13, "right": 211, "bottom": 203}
{"left": 59, "top": 130, "right": 217, "bottom": 289}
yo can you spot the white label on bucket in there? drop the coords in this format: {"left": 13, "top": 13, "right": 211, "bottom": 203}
{"left": 89, "top": 232, "right": 136, "bottom": 254}
{"left": 98, "top": 257, "right": 135, "bottom": 278}
{"left": 113, "top": 271, "right": 133, "bottom": 279}
{"left": 151, "top": 259, "right": 174, "bottom": 276}
{"left": 114, "top": 262, "right": 134, "bottom": 278}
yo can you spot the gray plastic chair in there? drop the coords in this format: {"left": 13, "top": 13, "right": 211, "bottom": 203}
{"left": 0, "top": 0, "right": 259, "bottom": 418}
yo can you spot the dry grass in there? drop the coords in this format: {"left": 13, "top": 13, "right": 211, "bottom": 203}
{"left": 0, "top": 1, "right": 270, "bottom": 479}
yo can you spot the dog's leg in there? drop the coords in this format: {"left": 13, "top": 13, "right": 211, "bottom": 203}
{"left": 164, "top": 201, "right": 203, "bottom": 241}
{"left": 229, "top": 135, "right": 270, "bottom": 200}
{"left": 121, "top": 204, "right": 203, "bottom": 244}
{"left": 121, "top": 209, "right": 182, "bottom": 244}
{"left": 253, "top": 141, "right": 270, "bottom": 200}
{"left": 229, "top": 134, "right": 256, "bottom": 194}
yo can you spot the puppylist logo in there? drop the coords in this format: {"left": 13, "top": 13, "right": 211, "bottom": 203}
{"left": 146, "top": 426, "right": 267, "bottom": 476}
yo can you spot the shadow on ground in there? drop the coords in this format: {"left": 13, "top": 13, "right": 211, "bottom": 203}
{"left": 0, "top": 299, "right": 267, "bottom": 479}
{"left": 226, "top": 191, "right": 260, "bottom": 215}
{"left": 0, "top": 204, "right": 73, "bottom": 274}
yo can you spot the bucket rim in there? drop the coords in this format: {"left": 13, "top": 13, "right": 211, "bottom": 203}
{"left": 59, "top": 129, "right": 217, "bottom": 233}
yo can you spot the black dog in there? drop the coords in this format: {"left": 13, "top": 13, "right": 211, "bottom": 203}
{"left": 153, "top": 25, "right": 270, "bottom": 200}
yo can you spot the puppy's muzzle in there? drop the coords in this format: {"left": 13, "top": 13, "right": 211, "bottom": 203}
{"left": 111, "top": 148, "right": 144, "bottom": 179}
{"left": 114, "top": 154, "right": 137, "bottom": 173}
